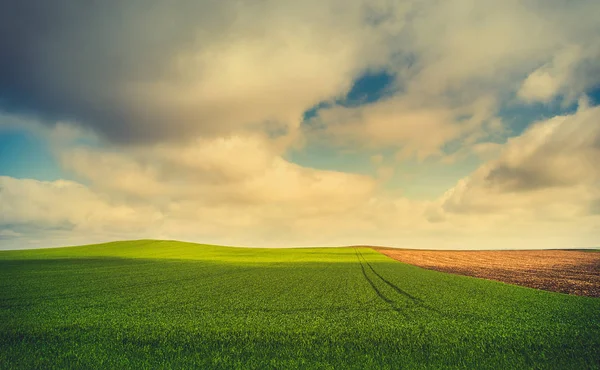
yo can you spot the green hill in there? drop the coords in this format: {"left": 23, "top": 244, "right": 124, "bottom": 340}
{"left": 1, "top": 240, "right": 598, "bottom": 369}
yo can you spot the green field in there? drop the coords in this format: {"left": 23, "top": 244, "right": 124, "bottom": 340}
{"left": 1, "top": 240, "right": 599, "bottom": 369}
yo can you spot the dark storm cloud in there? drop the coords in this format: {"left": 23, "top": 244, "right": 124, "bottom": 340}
{"left": 0, "top": 1, "right": 235, "bottom": 143}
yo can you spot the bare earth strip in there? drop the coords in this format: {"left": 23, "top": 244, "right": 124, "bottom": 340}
{"left": 374, "top": 248, "right": 600, "bottom": 297}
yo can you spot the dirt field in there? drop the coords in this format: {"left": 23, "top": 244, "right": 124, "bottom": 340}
{"left": 375, "top": 248, "right": 600, "bottom": 297}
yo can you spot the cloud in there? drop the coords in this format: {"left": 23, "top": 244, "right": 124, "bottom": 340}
{"left": 307, "top": 93, "right": 498, "bottom": 161}
{"left": 403, "top": 0, "right": 600, "bottom": 96}
{"left": 0, "top": 176, "right": 163, "bottom": 234}
{"left": 1, "top": 1, "right": 600, "bottom": 250}
{"left": 0, "top": 229, "right": 21, "bottom": 238}
{"left": 61, "top": 135, "right": 377, "bottom": 210}
{"left": 2, "top": 0, "right": 600, "bottom": 154}
{"left": 484, "top": 104, "right": 599, "bottom": 193}
{"left": 440, "top": 100, "right": 600, "bottom": 217}
{"left": 0, "top": 145, "right": 385, "bottom": 248}
{"left": 517, "top": 45, "right": 600, "bottom": 103}
{"left": 0, "top": 0, "right": 393, "bottom": 144}
{"left": 299, "top": 0, "right": 600, "bottom": 161}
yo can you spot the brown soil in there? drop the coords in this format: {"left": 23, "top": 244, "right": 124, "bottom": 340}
{"left": 374, "top": 248, "right": 600, "bottom": 297}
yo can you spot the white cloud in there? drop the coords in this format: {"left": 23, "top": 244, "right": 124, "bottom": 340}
{"left": 439, "top": 101, "right": 600, "bottom": 218}
{"left": 308, "top": 93, "right": 498, "bottom": 161}
{"left": 403, "top": 0, "right": 600, "bottom": 96}
{"left": 298, "top": 0, "right": 600, "bottom": 161}
{"left": 517, "top": 46, "right": 585, "bottom": 103}
{"left": 0, "top": 176, "right": 163, "bottom": 234}
{"left": 61, "top": 135, "right": 376, "bottom": 209}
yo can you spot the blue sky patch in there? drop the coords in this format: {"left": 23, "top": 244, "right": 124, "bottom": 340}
{"left": 500, "top": 98, "right": 579, "bottom": 137}
{"left": 587, "top": 84, "right": 600, "bottom": 106}
{"left": 340, "top": 70, "right": 396, "bottom": 107}
{"left": 285, "top": 144, "right": 376, "bottom": 177}
{"left": 302, "top": 101, "right": 332, "bottom": 122}
{"left": 0, "top": 128, "right": 63, "bottom": 181}
{"left": 301, "top": 70, "right": 396, "bottom": 124}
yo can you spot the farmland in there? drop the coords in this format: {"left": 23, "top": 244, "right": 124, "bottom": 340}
{"left": 376, "top": 248, "right": 600, "bottom": 297}
{"left": 1, "top": 240, "right": 599, "bottom": 369}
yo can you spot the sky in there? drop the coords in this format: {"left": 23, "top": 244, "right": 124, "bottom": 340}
{"left": 1, "top": 0, "right": 599, "bottom": 250}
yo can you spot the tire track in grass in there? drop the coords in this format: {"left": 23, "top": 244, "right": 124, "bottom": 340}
{"left": 354, "top": 248, "right": 403, "bottom": 314}
{"left": 358, "top": 251, "right": 422, "bottom": 303}
{"left": 354, "top": 248, "right": 443, "bottom": 316}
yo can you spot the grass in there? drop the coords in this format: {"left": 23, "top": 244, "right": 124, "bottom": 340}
{"left": 1, "top": 240, "right": 599, "bottom": 369}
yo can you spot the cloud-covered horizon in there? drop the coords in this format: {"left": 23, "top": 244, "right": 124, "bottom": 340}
{"left": 1, "top": 0, "right": 599, "bottom": 249}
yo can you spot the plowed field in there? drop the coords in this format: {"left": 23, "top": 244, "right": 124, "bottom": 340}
{"left": 376, "top": 249, "right": 600, "bottom": 297}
